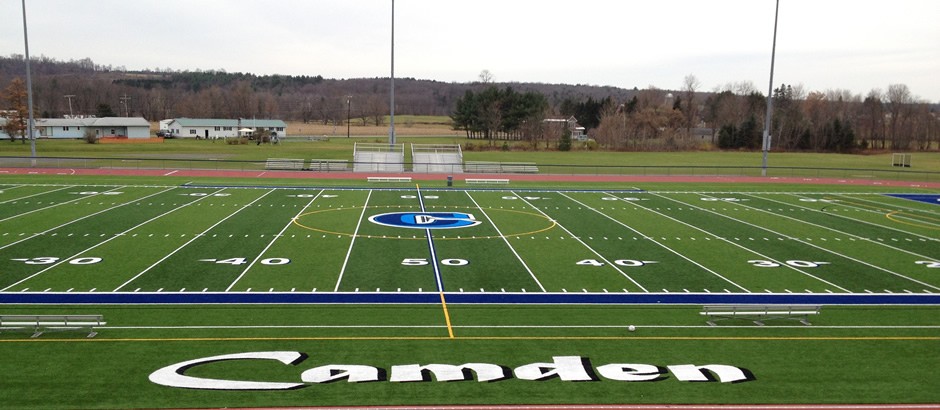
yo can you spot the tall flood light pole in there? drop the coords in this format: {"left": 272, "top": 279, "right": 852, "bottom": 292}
{"left": 389, "top": 0, "right": 396, "bottom": 148}
{"left": 21, "top": 0, "right": 37, "bottom": 158}
{"left": 761, "top": 0, "right": 780, "bottom": 177}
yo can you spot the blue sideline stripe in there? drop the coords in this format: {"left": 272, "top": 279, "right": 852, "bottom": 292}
{"left": 886, "top": 193, "right": 940, "bottom": 206}
{"left": 1, "top": 292, "right": 938, "bottom": 305}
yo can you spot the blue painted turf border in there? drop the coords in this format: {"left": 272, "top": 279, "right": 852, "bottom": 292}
{"left": 1, "top": 292, "right": 938, "bottom": 305}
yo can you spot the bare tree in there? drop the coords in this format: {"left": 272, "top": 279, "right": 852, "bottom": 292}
{"left": 886, "top": 83, "right": 913, "bottom": 149}
{"left": 478, "top": 70, "right": 494, "bottom": 84}
{"left": 681, "top": 74, "right": 700, "bottom": 138}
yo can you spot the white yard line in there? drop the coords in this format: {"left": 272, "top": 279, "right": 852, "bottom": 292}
{"left": 661, "top": 192, "right": 940, "bottom": 292}
{"left": 113, "top": 189, "right": 276, "bottom": 292}
{"left": 226, "top": 190, "right": 324, "bottom": 292}
{"left": 0, "top": 185, "right": 114, "bottom": 223}
{"left": 0, "top": 184, "right": 72, "bottom": 205}
{"left": 333, "top": 190, "right": 373, "bottom": 292}
{"left": 514, "top": 191, "right": 648, "bottom": 293}
{"left": 416, "top": 185, "right": 446, "bottom": 293}
{"left": 0, "top": 186, "right": 170, "bottom": 252}
{"left": 1, "top": 188, "right": 228, "bottom": 292}
{"left": 572, "top": 192, "right": 753, "bottom": 293}
{"left": 751, "top": 193, "right": 940, "bottom": 254}
{"left": 465, "top": 191, "right": 546, "bottom": 292}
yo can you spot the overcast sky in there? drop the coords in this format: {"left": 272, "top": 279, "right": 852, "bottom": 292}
{"left": 2, "top": 0, "right": 938, "bottom": 101}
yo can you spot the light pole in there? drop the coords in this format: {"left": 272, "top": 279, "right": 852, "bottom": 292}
{"left": 346, "top": 96, "right": 351, "bottom": 138}
{"left": 21, "top": 0, "right": 36, "bottom": 158}
{"left": 388, "top": 0, "right": 396, "bottom": 149}
{"left": 761, "top": 0, "right": 780, "bottom": 177}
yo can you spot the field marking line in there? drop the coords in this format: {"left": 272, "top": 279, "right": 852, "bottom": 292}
{"left": 163, "top": 170, "right": 178, "bottom": 176}
{"left": 513, "top": 192, "right": 648, "bottom": 293}
{"left": 570, "top": 192, "right": 749, "bottom": 293}
{"left": 226, "top": 189, "right": 325, "bottom": 292}
{"left": 670, "top": 193, "right": 940, "bottom": 292}
{"left": 0, "top": 186, "right": 169, "bottom": 252}
{"left": 5, "top": 335, "right": 939, "bottom": 343}
{"left": 843, "top": 193, "right": 940, "bottom": 216}
{"left": 822, "top": 194, "right": 940, "bottom": 231}
{"left": 333, "top": 190, "right": 373, "bottom": 292}
{"left": 651, "top": 193, "right": 858, "bottom": 293}
{"left": 417, "top": 184, "right": 454, "bottom": 338}
{"left": 416, "top": 184, "right": 445, "bottom": 293}
{"left": 440, "top": 291, "right": 455, "bottom": 339}
{"left": 0, "top": 185, "right": 116, "bottom": 224}
{"left": 510, "top": 191, "right": 650, "bottom": 293}
{"left": 605, "top": 191, "right": 826, "bottom": 292}
{"left": 0, "top": 187, "right": 229, "bottom": 292}
{"left": 886, "top": 210, "right": 940, "bottom": 231}
{"left": 753, "top": 193, "right": 940, "bottom": 259}
{"left": 0, "top": 185, "right": 73, "bottom": 206}
{"left": 113, "top": 188, "right": 277, "bottom": 292}
{"left": 465, "top": 191, "right": 547, "bottom": 292}
{"left": 834, "top": 196, "right": 940, "bottom": 234}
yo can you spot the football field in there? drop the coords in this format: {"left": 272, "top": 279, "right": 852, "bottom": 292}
{"left": 1, "top": 183, "right": 939, "bottom": 299}
{"left": 1, "top": 181, "right": 940, "bottom": 409}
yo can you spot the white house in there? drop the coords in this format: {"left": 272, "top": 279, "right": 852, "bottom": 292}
{"left": 543, "top": 116, "right": 587, "bottom": 141}
{"left": 35, "top": 117, "right": 151, "bottom": 139}
{"left": 162, "top": 118, "right": 287, "bottom": 139}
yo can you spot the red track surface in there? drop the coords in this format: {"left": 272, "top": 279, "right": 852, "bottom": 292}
{"left": 2, "top": 167, "right": 939, "bottom": 188}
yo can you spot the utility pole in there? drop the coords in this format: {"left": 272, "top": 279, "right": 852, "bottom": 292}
{"left": 346, "top": 96, "right": 351, "bottom": 138}
{"left": 119, "top": 94, "right": 131, "bottom": 117}
{"left": 64, "top": 95, "right": 75, "bottom": 117}
{"left": 761, "top": 0, "right": 780, "bottom": 177}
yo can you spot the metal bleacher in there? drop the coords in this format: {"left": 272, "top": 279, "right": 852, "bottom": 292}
{"left": 412, "top": 144, "right": 463, "bottom": 174}
{"left": 353, "top": 143, "right": 405, "bottom": 173}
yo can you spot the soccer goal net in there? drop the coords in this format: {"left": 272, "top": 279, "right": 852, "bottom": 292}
{"left": 891, "top": 153, "right": 912, "bottom": 168}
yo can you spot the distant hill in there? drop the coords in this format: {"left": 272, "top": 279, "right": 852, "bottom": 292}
{"left": 0, "top": 55, "right": 641, "bottom": 122}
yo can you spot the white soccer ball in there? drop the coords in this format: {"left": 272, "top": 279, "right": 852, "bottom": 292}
{"left": 628, "top": 325, "right": 636, "bottom": 332}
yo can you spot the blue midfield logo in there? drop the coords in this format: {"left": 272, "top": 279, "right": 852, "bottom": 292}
{"left": 368, "top": 212, "right": 482, "bottom": 230}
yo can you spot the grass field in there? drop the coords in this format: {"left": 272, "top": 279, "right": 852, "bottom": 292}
{"left": 0, "top": 175, "right": 938, "bottom": 409}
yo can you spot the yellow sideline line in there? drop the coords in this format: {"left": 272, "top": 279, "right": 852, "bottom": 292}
{"left": 3, "top": 336, "right": 938, "bottom": 343}
{"left": 440, "top": 292, "right": 455, "bottom": 339}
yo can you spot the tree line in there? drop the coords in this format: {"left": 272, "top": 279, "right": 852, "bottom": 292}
{"left": 0, "top": 55, "right": 629, "bottom": 127}
{"left": 1, "top": 56, "right": 937, "bottom": 151}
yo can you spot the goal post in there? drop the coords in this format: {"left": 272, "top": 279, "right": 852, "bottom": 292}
{"left": 891, "top": 153, "right": 911, "bottom": 168}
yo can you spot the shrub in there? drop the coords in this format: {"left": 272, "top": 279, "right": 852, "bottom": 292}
{"left": 83, "top": 128, "right": 98, "bottom": 144}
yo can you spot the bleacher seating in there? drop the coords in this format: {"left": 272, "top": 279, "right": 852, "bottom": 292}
{"left": 412, "top": 144, "right": 463, "bottom": 173}
{"left": 0, "top": 314, "right": 106, "bottom": 338}
{"left": 308, "top": 159, "right": 348, "bottom": 171}
{"left": 264, "top": 158, "right": 305, "bottom": 171}
{"left": 700, "top": 305, "right": 821, "bottom": 326}
{"left": 464, "top": 161, "right": 539, "bottom": 174}
{"left": 354, "top": 143, "right": 405, "bottom": 173}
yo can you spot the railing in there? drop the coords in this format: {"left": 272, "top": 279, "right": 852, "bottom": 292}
{"left": 0, "top": 155, "right": 938, "bottom": 183}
